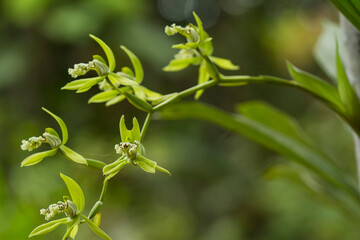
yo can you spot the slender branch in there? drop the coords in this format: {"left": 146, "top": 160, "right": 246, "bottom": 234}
{"left": 153, "top": 79, "right": 217, "bottom": 111}
{"left": 99, "top": 179, "right": 108, "bottom": 202}
{"left": 140, "top": 112, "right": 153, "bottom": 142}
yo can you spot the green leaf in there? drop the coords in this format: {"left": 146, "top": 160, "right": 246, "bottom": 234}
{"left": 60, "top": 173, "right": 85, "bottom": 213}
{"left": 59, "top": 145, "right": 88, "bottom": 166}
{"left": 45, "top": 127, "right": 59, "bottom": 138}
{"left": 195, "top": 61, "right": 210, "bottom": 100}
{"left": 134, "top": 155, "right": 156, "bottom": 173}
{"left": 286, "top": 62, "right": 344, "bottom": 112}
{"left": 76, "top": 76, "right": 106, "bottom": 93}
{"left": 210, "top": 56, "right": 239, "bottom": 70}
{"left": 89, "top": 34, "right": 116, "bottom": 72}
{"left": 29, "top": 218, "right": 68, "bottom": 237}
{"left": 132, "top": 85, "right": 146, "bottom": 100}
{"left": 88, "top": 90, "right": 119, "bottom": 103}
{"left": 160, "top": 101, "right": 359, "bottom": 201}
{"left": 163, "top": 57, "right": 202, "bottom": 72}
{"left": 124, "top": 91, "right": 153, "bottom": 112}
{"left": 42, "top": 107, "right": 69, "bottom": 144}
{"left": 93, "top": 55, "right": 106, "bottom": 64}
{"left": 193, "top": 11, "right": 204, "bottom": 41}
{"left": 119, "top": 116, "right": 141, "bottom": 142}
{"left": 120, "top": 46, "right": 144, "bottom": 84}
{"left": 81, "top": 214, "right": 112, "bottom": 240}
{"left": 103, "top": 159, "right": 127, "bottom": 175}
{"left": 336, "top": 46, "right": 360, "bottom": 121}
{"left": 108, "top": 72, "right": 138, "bottom": 86}
{"left": 62, "top": 79, "right": 89, "bottom": 90}
{"left": 105, "top": 95, "right": 126, "bottom": 107}
{"left": 328, "top": 0, "right": 360, "bottom": 31}
{"left": 70, "top": 224, "right": 78, "bottom": 239}
{"left": 121, "top": 67, "right": 134, "bottom": 77}
{"left": 21, "top": 148, "right": 58, "bottom": 167}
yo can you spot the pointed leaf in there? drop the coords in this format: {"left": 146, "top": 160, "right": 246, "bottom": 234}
{"left": 94, "top": 213, "right": 102, "bottom": 227}
{"left": 76, "top": 76, "right": 106, "bottom": 93}
{"left": 120, "top": 46, "right": 143, "bottom": 84}
{"left": 62, "top": 79, "right": 89, "bottom": 90}
{"left": 210, "top": 56, "right": 239, "bottom": 70}
{"left": 124, "top": 92, "right": 153, "bottom": 112}
{"left": 134, "top": 155, "right": 156, "bottom": 173}
{"left": 195, "top": 61, "right": 210, "bottom": 100}
{"left": 108, "top": 72, "right": 138, "bottom": 86}
{"left": 90, "top": 34, "right": 115, "bottom": 72}
{"left": 81, "top": 214, "right": 112, "bottom": 240}
{"left": 336, "top": 46, "right": 360, "bottom": 120}
{"left": 42, "top": 107, "right": 69, "bottom": 144}
{"left": 70, "top": 224, "right": 78, "bottom": 239}
{"left": 89, "top": 90, "right": 119, "bottom": 103}
{"left": 21, "top": 148, "right": 58, "bottom": 167}
{"left": 29, "top": 218, "right": 68, "bottom": 237}
{"left": 93, "top": 55, "right": 106, "bottom": 64}
{"left": 45, "top": 127, "right": 59, "bottom": 139}
{"left": 60, "top": 173, "right": 85, "bottom": 213}
{"left": 59, "top": 145, "right": 88, "bottom": 166}
{"left": 119, "top": 116, "right": 141, "bottom": 142}
{"left": 163, "top": 58, "right": 201, "bottom": 72}
{"left": 287, "top": 62, "right": 343, "bottom": 112}
{"left": 105, "top": 95, "right": 126, "bottom": 107}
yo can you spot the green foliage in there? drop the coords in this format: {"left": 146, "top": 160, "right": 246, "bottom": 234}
{"left": 328, "top": 0, "right": 360, "bottom": 31}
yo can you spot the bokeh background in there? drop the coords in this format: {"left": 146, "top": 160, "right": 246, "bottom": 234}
{"left": 0, "top": 0, "right": 358, "bottom": 239}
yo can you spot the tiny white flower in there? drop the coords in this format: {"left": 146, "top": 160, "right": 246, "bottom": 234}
{"left": 20, "top": 136, "right": 45, "bottom": 151}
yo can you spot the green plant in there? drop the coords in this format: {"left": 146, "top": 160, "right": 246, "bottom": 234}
{"left": 20, "top": 4, "right": 360, "bottom": 239}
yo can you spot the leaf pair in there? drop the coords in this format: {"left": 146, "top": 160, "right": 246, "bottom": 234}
{"left": 21, "top": 108, "right": 87, "bottom": 167}
{"left": 29, "top": 173, "right": 111, "bottom": 240}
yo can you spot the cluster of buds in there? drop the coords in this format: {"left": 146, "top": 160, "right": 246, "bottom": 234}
{"left": 40, "top": 200, "right": 77, "bottom": 221}
{"left": 21, "top": 132, "right": 62, "bottom": 151}
{"left": 21, "top": 136, "right": 45, "bottom": 151}
{"left": 115, "top": 140, "right": 140, "bottom": 160}
{"left": 165, "top": 23, "right": 199, "bottom": 43}
{"left": 68, "top": 59, "right": 109, "bottom": 78}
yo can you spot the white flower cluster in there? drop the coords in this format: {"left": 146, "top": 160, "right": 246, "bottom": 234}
{"left": 165, "top": 24, "right": 199, "bottom": 43}
{"left": 40, "top": 202, "right": 66, "bottom": 221}
{"left": 174, "top": 49, "right": 198, "bottom": 60}
{"left": 21, "top": 136, "right": 45, "bottom": 151}
{"left": 68, "top": 59, "right": 109, "bottom": 78}
{"left": 115, "top": 140, "right": 139, "bottom": 160}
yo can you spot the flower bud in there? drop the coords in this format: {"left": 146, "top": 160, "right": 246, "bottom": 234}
{"left": 21, "top": 136, "right": 45, "bottom": 151}
{"left": 43, "top": 132, "right": 62, "bottom": 149}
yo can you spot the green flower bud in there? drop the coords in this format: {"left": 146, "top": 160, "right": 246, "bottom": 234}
{"left": 43, "top": 132, "right": 62, "bottom": 149}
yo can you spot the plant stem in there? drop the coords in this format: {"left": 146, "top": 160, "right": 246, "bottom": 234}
{"left": 140, "top": 112, "right": 153, "bottom": 142}
{"left": 99, "top": 179, "right": 108, "bottom": 202}
{"left": 153, "top": 79, "right": 217, "bottom": 111}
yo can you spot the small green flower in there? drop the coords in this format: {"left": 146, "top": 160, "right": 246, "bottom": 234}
{"left": 29, "top": 173, "right": 111, "bottom": 240}
{"left": 20, "top": 108, "right": 87, "bottom": 167}
{"left": 103, "top": 116, "right": 171, "bottom": 181}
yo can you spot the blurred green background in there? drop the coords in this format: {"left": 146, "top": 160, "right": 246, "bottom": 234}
{"left": 1, "top": 0, "right": 358, "bottom": 239}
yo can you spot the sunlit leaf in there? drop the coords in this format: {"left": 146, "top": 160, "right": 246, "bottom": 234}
{"left": 108, "top": 72, "right": 138, "bottom": 86}
{"left": 119, "top": 116, "right": 141, "bottom": 142}
{"left": 120, "top": 46, "right": 144, "bottom": 83}
{"left": 42, "top": 107, "right": 69, "bottom": 144}
{"left": 163, "top": 57, "right": 201, "bottom": 72}
{"left": 210, "top": 56, "right": 239, "bottom": 70}
{"left": 81, "top": 214, "right": 112, "bottom": 240}
{"left": 105, "top": 95, "right": 126, "bottom": 107}
{"left": 29, "top": 218, "right": 68, "bottom": 237}
{"left": 76, "top": 76, "right": 106, "bottom": 93}
{"left": 70, "top": 224, "right": 78, "bottom": 239}
{"left": 123, "top": 91, "right": 153, "bottom": 112}
{"left": 59, "top": 145, "right": 88, "bottom": 166}
{"left": 88, "top": 90, "right": 119, "bottom": 103}
{"left": 21, "top": 149, "right": 58, "bottom": 167}
{"left": 134, "top": 155, "right": 156, "bottom": 173}
{"left": 90, "top": 34, "right": 115, "bottom": 72}
{"left": 60, "top": 173, "right": 85, "bottom": 213}
{"left": 195, "top": 61, "right": 210, "bottom": 100}
{"left": 336, "top": 46, "right": 360, "bottom": 121}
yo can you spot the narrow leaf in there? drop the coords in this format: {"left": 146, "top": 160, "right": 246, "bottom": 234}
{"left": 29, "top": 218, "right": 68, "bottom": 237}
{"left": 134, "top": 155, "right": 157, "bottom": 173}
{"left": 21, "top": 149, "right": 58, "bottom": 167}
{"left": 90, "top": 34, "right": 116, "bottom": 72}
{"left": 42, "top": 107, "right": 69, "bottom": 144}
{"left": 108, "top": 72, "right": 138, "bottom": 86}
{"left": 81, "top": 214, "right": 112, "bottom": 240}
{"left": 163, "top": 58, "right": 201, "bottom": 72}
{"left": 106, "top": 95, "right": 126, "bottom": 107}
{"left": 59, "top": 145, "right": 88, "bottom": 166}
{"left": 88, "top": 90, "right": 119, "bottom": 103}
{"left": 210, "top": 56, "right": 239, "bottom": 70}
{"left": 60, "top": 173, "right": 85, "bottom": 213}
{"left": 124, "top": 92, "right": 153, "bottom": 112}
{"left": 70, "top": 224, "right": 78, "bottom": 239}
{"left": 62, "top": 79, "right": 89, "bottom": 90}
{"left": 195, "top": 61, "right": 210, "bottom": 100}
{"left": 76, "top": 76, "right": 106, "bottom": 93}
{"left": 120, "top": 46, "right": 144, "bottom": 84}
